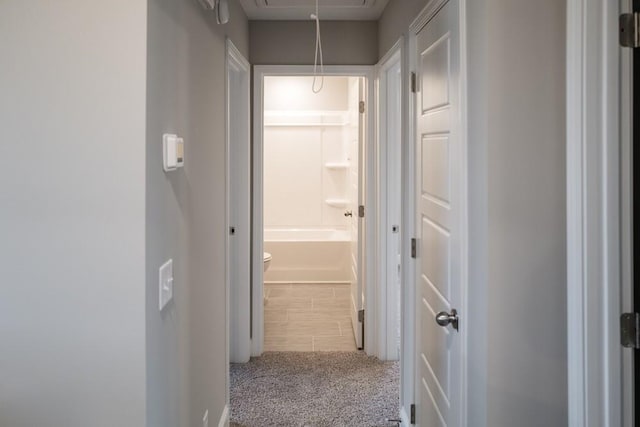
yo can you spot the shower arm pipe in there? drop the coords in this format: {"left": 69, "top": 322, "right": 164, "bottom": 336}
{"left": 311, "top": 0, "right": 324, "bottom": 93}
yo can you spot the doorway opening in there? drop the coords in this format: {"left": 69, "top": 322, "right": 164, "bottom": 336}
{"left": 261, "top": 75, "right": 364, "bottom": 351}
{"left": 227, "top": 64, "right": 404, "bottom": 426}
{"left": 250, "top": 65, "right": 378, "bottom": 357}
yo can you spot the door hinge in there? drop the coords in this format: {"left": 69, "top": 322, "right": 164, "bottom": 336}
{"left": 620, "top": 13, "right": 640, "bottom": 47}
{"left": 410, "top": 72, "right": 417, "bottom": 93}
{"left": 358, "top": 309, "right": 365, "bottom": 323}
{"left": 621, "top": 313, "right": 640, "bottom": 348}
{"left": 359, "top": 100, "right": 365, "bottom": 114}
{"left": 358, "top": 205, "right": 365, "bottom": 218}
{"left": 410, "top": 238, "right": 417, "bottom": 258}
{"left": 410, "top": 404, "right": 416, "bottom": 424}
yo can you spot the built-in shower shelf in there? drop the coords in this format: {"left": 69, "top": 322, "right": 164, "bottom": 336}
{"left": 325, "top": 199, "right": 349, "bottom": 208}
{"left": 324, "top": 162, "right": 349, "bottom": 170}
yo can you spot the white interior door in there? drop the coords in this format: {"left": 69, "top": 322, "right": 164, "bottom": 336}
{"left": 414, "top": 1, "right": 462, "bottom": 426}
{"left": 348, "top": 76, "right": 364, "bottom": 349}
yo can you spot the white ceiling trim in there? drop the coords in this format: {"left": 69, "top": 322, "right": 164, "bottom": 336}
{"left": 257, "top": 0, "right": 372, "bottom": 8}
{"left": 238, "top": 0, "right": 390, "bottom": 20}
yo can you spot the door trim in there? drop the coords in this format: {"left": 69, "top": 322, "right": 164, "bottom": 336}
{"left": 375, "top": 38, "right": 403, "bottom": 362}
{"left": 225, "top": 38, "right": 251, "bottom": 376}
{"left": 407, "top": 0, "right": 469, "bottom": 424}
{"left": 252, "top": 65, "right": 377, "bottom": 356}
{"left": 566, "top": 0, "right": 628, "bottom": 425}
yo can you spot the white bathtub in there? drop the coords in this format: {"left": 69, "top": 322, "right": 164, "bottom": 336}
{"left": 263, "top": 228, "right": 351, "bottom": 283}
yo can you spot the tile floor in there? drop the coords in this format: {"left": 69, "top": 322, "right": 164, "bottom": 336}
{"left": 263, "top": 283, "right": 358, "bottom": 352}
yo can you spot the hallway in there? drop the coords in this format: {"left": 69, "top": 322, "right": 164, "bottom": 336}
{"left": 0, "top": 0, "right": 576, "bottom": 426}
{"left": 230, "top": 352, "right": 399, "bottom": 427}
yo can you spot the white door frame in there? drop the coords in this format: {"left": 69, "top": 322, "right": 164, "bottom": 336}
{"left": 225, "top": 38, "right": 251, "bottom": 368}
{"left": 252, "top": 65, "right": 377, "bottom": 356}
{"left": 566, "top": 0, "right": 631, "bottom": 425}
{"left": 375, "top": 38, "right": 403, "bottom": 362}
{"left": 406, "top": 0, "right": 469, "bottom": 425}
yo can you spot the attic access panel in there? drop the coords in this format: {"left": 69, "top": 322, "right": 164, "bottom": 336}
{"left": 256, "top": 0, "right": 375, "bottom": 8}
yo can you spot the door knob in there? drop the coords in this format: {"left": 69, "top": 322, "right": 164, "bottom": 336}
{"left": 344, "top": 210, "right": 353, "bottom": 217}
{"left": 435, "top": 309, "right": 459, "bottom": 331}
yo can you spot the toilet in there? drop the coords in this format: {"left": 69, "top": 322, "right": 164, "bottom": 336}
{"left": 263, "top": 252, "right": 272, "bottom": 272}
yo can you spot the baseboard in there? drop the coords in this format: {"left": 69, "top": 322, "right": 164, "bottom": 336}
{"left": 399, "top": 406, "right": 410, "bottom": 427}
{"left": 218, "top": 404, "right": 229, "bottom": 427}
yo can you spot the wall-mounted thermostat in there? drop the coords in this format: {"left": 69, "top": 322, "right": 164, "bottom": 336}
{"left": 163, "top": 133, "right": 184, "bottom": 172}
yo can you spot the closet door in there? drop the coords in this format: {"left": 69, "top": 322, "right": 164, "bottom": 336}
{"left": 414, "top": 1, "right": 463, "bottom": 425}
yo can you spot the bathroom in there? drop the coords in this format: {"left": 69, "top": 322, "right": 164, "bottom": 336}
{"left": 262, "top": 75, "right": 364, "bottom": 352}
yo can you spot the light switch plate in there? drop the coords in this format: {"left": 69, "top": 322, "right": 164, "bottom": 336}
{"left": 175, "top": 137, "right": 184, "bottom": 167}
{"left": 163, "top": 134, "right": 178, "bottom": 172}
{"left": 159, "top": 259, "right": 173, "bottom": 311}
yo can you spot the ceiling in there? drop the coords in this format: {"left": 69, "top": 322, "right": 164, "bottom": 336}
{"left": 237, "top": 0, "right": 391, "bottom": 20}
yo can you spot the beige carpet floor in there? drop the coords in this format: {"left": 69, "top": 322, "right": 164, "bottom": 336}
{"left": 230, "top": 352, "right": 400, "bottom": 427}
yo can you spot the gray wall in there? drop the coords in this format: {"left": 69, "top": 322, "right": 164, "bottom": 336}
{"left": 378, "top": 0, "right": 568, "bottom": 425}
{"left": 250, "top": 20, "right": 378, "bottom": 65}
{"left": 145, "top": 0, "right": 249, "bottom": 426}
{"left": 0, "top": 1, "right": 148, "bottom": 426}
{"left": 378, "top": 0, "right": 429, "bottom": 59}
{"left": 466, "top": 1, "right": 568, "bottom": 426}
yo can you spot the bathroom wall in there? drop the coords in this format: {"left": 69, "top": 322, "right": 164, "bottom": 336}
{"left": 263, "top": 76, "right": 353, "bottom": 231}
{"left": 265, "top": 76, "right": 349, "bottom": 111}
{"left": 0, "top": 1, "right": 147, "bottom": 426}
